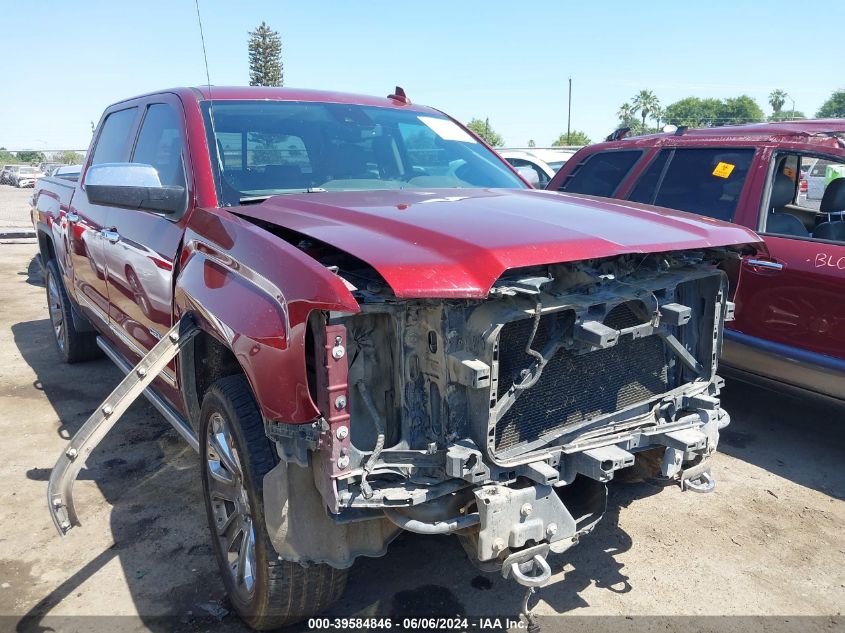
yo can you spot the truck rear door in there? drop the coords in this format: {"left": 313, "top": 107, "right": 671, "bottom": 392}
{"left": 68, "top": 106, "right": 140, "bottom": 329}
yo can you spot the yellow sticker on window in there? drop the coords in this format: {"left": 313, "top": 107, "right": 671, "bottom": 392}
{"left": 783, "top": 167, "right": 796, "bottom": 179}
{"left": 712, "top": 162, "right": 735, "bottom": 178}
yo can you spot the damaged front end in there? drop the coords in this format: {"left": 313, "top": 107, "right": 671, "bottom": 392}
{"left": 263, "top": 247, "right": 734, "bottom": 588}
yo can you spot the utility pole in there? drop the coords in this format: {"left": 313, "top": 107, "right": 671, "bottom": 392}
{"left": 567, "top": 77, "right": 572, "bottom": 145}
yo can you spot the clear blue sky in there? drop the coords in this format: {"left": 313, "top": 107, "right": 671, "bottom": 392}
{"left": 1, "top": 1, "right": 842, "bottom": 151}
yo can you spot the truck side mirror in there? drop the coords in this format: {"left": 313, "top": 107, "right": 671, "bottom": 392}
{"left": 84, "top": 163, "right": 186, "bottom": 214}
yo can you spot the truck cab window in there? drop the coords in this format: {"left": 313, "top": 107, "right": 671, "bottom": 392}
{"left": 91, "top": 108, "right": 137, "bottom": 165}
{"left": 132, "top": 104, "right": 186, "bottom": 188}
{"left": 557, "top": 150, "right": 641, "bottom": 197}
{"left": 630, "top": 148, "right": 754, "bottom": 222}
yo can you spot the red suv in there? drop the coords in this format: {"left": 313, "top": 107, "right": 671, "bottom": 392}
{"left": 547, "top": 120, "right": 845, "bottom": 404}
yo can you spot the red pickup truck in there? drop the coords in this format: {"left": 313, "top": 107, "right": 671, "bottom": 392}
{"left": 33, "top": 86, "right": 759, "bottom": 627}
{"left": 548, "top": 121, "right": 845, "bottom": 405}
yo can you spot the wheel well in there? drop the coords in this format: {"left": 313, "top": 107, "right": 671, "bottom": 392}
{"left": 181, "top": 330, "right": 245, "bottom": 429}
{"left": 38, "top": 230, "right": 56, "bottom": 264}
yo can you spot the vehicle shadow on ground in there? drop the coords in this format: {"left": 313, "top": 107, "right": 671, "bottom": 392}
{"left": 719, "top": 379, "right": 845, "bottom": 500}
{"left": 11, "top": 316, "right": 228, "bottom": 633}
{"left": 19, "top": 254, "right": 42, "bottom": 287}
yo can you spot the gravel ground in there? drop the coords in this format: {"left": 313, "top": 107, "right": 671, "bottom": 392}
{"left": 0, "top": 240, "right": 842, "bottom": 632}
{"left": 0, "top": 185, "right": 35, "bottom": 236}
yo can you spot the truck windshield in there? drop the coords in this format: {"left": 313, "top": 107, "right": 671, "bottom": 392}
{"left": 201, "top": 100, "right": 525, "bottom": 205}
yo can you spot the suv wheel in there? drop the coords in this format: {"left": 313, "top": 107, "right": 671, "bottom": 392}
{"left": 45, "top": 259, "right": 101, "bottom": 363}
{"left": 199, "top": 375, "right": 348, "bottom": 629}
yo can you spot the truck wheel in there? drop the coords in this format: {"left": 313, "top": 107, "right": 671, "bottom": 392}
{"left": 45, "top": 259, "right": 101, "bottom": 363}
{"left": 199, "top": 375, "right": 348, "bottom": 629}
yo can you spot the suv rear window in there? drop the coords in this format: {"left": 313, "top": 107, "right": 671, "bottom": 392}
{"left": 629, "top": 148, "right": 754, "bottom": 221}
{"left": 556, "top": 150, "right": 641, "bottom": 197}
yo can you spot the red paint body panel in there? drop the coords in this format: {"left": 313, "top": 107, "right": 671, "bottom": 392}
{"left": 548, "top": 121, "right": 845, "bottom": 397}
{"left": 175, "top": 206, "right": 359, "bottom": 423}
{"left": 236, "top": 188, "right": 759, "bottom": 299}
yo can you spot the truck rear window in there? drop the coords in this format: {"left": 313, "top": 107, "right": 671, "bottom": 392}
{"left": 556, "top": 150, "right": 642, "bottom": 197}
{"left": 628, "top": 148, "right": 755, "bottom": 221}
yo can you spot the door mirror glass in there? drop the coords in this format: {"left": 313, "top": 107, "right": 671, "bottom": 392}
{"left": 84, "top": 162, "right": 186, "bottom": 214}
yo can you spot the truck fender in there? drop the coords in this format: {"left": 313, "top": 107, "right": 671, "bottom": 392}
{"left": 174, "top": 207, "right": 360, "bottom": 424}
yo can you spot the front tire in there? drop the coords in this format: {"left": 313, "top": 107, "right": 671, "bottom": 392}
{"left": 199, "top": 375, "right": 347, "bottom": 629}
{"left": 45, "top": 259, "right": 101, "bottom": 363}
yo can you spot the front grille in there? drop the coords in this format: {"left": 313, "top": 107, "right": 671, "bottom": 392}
{"left": 493, "top": 312, "right": 676, "bottom": 453}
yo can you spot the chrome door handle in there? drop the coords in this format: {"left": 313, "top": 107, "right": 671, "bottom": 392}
{"left": 101, "top": 229, "right": 120, "bottom": 243}
{"left": 66, "top": 212, "right": 79, "bottom": 223}
{"left": 746, "top": 259, "right": 783, "bottom": 271}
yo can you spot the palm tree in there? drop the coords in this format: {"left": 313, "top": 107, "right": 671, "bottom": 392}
{"left": 617, "top": 103, "right": 634, "bottom": 123}
{"left": 652, "top": 105, "right": 665, "bottom": 131}
{"left": 768, "top": 89, "right": 788, "bottom": 116}
{"left": 632, "top": 90, "right": 659, "bottom": 134}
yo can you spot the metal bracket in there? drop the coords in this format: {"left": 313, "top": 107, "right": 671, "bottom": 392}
{"left": 47, "top": 315, "right": 199, "bottom": 536}
{"left": 572, "top": 444, "right": 634, "bottom": 482}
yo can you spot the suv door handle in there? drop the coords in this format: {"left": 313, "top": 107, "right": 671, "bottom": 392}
{"left": 746, "top": 258, "right": 784, "bottom": 271}
{"left": 66, "top": 212, "right": 79, "bottom": 223}
{"left": 101, "top": 229, "right": 120, "bottom": 243}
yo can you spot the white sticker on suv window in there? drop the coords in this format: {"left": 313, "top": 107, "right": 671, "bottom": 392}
{"left": 418, "top": 116, "right": 477, "bottom": 144}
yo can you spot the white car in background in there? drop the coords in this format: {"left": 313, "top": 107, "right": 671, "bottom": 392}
{"left": 13, "top": 166, "right": 45, "bottom": 188}
{"left": 499, "top": 148, "right": 576, "bottom": 187}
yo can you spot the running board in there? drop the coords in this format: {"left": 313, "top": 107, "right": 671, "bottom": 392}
{"left": 96, "top": 337, "right": 199, "bottom": 452}
{"left": 47, "top": 316, "right": 199, "bottom": 536}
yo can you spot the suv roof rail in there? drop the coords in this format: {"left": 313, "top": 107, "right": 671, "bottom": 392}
{"left": 605, "top": 127, "right": 630, "bottom": 142}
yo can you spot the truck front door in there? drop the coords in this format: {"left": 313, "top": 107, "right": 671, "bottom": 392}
{"left": 726, "top": 149, "right": 845, "bottom": 399}
{"left": 101, "top": 97, "right": 191, "bottom": 401}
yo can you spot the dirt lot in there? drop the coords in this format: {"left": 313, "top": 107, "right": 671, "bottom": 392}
{"left": 0, "top": 239, "right": 843, "bottom": 632}
{"left": 0, "top": 186, "right": 35, "bottom": 236}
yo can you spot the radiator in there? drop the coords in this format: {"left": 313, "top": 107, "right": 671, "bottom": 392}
{"left": 493, "top": 304, "right": 679, "bottom": 454}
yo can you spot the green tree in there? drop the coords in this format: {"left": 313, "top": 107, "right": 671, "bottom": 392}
{"left": 631, "top": 89, "right": 660, "bottom": 134}
{"left": 817, "top": 90, "right": 845, "bottom": 118}
{"left": 16, "top": 150, "right": 45, "bottom": 164}
{"left": 652, "top": 105, "right": 665, "bottom": 131}
{"left": 768, "top": 89, "right": 788, "bottom": 117}
{"left": 58, "top": 150, "right": 85, "bottom": 164}
{"left": 769, "top": 110, "right": 806, "bottom": 122}
{"left": 0, "top": 149, "right": 18, "bottom": 164}
{"left": 248, "top": 22, "right": 283, "bottom": 87}
{"left": 527, "top": 139, "right": 536, "bottom": 148}
{"left": 466, "top": 118, "right": 504, "bottom": 146}
{"left": 552, "top": 130, "right": 590, "bottom": 146}
{"left": 615, "top": 103, "right": 639, "bottom": 132}
{"left": 718, "top": 95, "right": 764, "bottom": 125}
{"left": 664, "top": 97, "right": 724, "bottom": 127}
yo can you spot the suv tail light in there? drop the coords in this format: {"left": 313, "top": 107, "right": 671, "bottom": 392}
{"left": 799, "top": 179, "right": 808, "bottom": 193}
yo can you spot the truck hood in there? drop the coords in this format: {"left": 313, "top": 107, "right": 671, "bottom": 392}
{"left": 234, "top": 188, "right": 760, "bottom": 299}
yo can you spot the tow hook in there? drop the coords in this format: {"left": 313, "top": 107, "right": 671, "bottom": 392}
{"left": 502, "top": 544, "right": 551, "bottom": 633}
{"left": 680, "top": 459, "right": 716, "bottom": 493}
{"left": 682, "top": 470, "right": 715, "bottom": 493}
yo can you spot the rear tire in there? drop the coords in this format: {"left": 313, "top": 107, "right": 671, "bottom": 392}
{"left": 45, "top": 259, "right": 101, "bottom": 363}
{"left": 199, "top": 375, "right": 348, "bottom": 630}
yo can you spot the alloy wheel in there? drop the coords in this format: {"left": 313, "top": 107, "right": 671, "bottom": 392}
{"left": 205, "top": 412, "right": 257, "bottom": 601}
{"left": 47, "top": 273, "right": 65, "bottom": 352}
